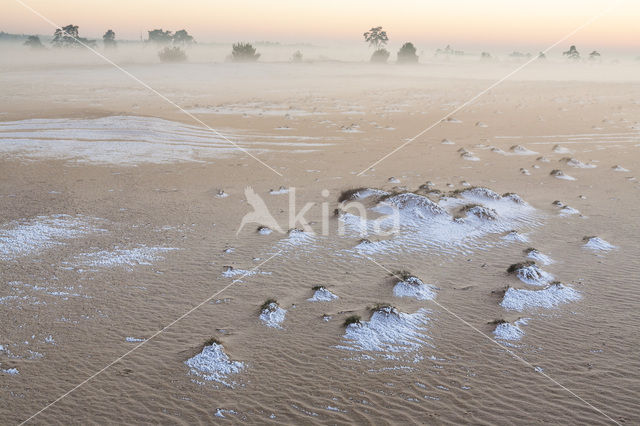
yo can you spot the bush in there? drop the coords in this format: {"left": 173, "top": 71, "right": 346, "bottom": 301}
{"left": 231, "top": 42, "right": 260, "bottom": 62}
{"left": 24, "top": 35, "right": 45, "bottom": 49}
{"left": 397, "top": 42, "right": 418, "bottom": 64}
{"left": 371, "top": 48, "right": 390, "bottom": 63}
{"left": 158, "top": 46, "right": 187, "bottom": 63}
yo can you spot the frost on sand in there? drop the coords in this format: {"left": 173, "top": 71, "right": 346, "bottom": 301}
{"left": 185, "top": 343, "right": 244, "bottom": 387}
{"left": 337, "top": 306, "right": 432, "bottom": 354}
{"left": 501, "top": 283, "right": 580, "bottom": 311}
{"left": 393, "top": 277, "right": 437, "bottom": 300}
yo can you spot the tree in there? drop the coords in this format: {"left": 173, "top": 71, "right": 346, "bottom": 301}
{"left": 52, "top": 24, "right": 95, "bottom": 48}
{"left": 563, "top": 45, "right": 580, "bottom": 60}
{"left": 103, "top": 29, "right": 116, "bottom": 48}
{"left": 24, "top": 35, "right": 45, "bottom": 49}
{"left": 147, "top": 29, "right": 173, "bottom": 45}
{"left": 363, "top": 26, "right": 388, "bottom": 50}
{"left": 363, "top": 26, "right": 390, "bottom": 64}
{"left": 231, "top": 43, "right": 260, "bottom": 62}
{"left": 173, "top": 29, "right": 195, "bottom": 45}
{"left": 397, "top": 42, "right": 418, "bottom": 63}
{"left": 158, "top": 46, "right": 187, "bottom": 63}
{"left": 589, "top": 50, "right": 601, "bottom": 60}
{"left": 538, "top": 52, "right": 547, "bottom": 60}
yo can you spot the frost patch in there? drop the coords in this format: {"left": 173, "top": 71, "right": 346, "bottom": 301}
{"left": 0, "top": 214, "right": 104, "bottom": 261}
{"left": 260, "top": 302, "right": 286, "bottom": 328}
{"left": 500, "top": 284, "right": 580, "bottom": 311}
{"left": 308, "top": 287, "right": 338, "bottom": 302}
{"left": 185, "top": 343, "right": 244, "bottom": 387}
{"left": 583, "top": 236, "right": 615, "bottom": 251}
{"left": 393, "top": 277, "right": 437, "bottom": 301}
{"left": 337, "top": 306, "right": 431, "bottom": 353}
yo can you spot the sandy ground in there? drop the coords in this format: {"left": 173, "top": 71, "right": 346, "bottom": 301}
{"left": 1, "top": 54, "right": 640, "bottom": 424}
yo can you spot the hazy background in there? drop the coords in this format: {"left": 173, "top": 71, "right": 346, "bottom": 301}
{"left": 3, "top": 0, "right": 639, "bottom": 53}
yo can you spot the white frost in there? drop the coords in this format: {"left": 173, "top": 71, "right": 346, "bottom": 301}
{"left": 393, "top": 277, "right": 437, "bottom": 300}
{"left": 185, "top": 343, "right": 244, "bottom": 386}
{"left": 501, "top": 284, "right": 580, "bottom": 311}
{"left": 308, "top": 287, "right": 338, "bottom": 302}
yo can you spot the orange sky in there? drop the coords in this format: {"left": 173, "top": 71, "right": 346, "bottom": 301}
{"left": 3, "top": 0, "right": 638, "bottom": 50}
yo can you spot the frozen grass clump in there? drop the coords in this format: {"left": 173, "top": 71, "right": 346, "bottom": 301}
{"left": 259, "top": 299, "right": 286, "bottom": 328}
{"left": 308, "top": 286, "right": 338, "bottom": 302}
{"left": 185, "top": 341, "right": 244, "bottom": 386}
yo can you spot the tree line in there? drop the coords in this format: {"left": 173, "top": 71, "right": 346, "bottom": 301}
{"left": 21, "top": 24, "right": 606, "bottom": 64}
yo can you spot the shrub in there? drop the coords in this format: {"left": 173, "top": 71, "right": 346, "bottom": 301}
{"left": 231, "top": 42, "right": 260, "bottom": 62}
{"left": 24, "top": 35, "right": 45, "bottom": 49}
{"left": 397, "top": 42, "right": 418, "bottom": 64}
{"left": 158, "top": 46, "right": 187, "bottom": 63}
{"left": 371, "top": 48, "right": 390, "bottom": 63}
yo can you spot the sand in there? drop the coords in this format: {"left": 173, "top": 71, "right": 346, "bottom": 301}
{"left": 1, "top": 52, "right": 640, "bottom": 424}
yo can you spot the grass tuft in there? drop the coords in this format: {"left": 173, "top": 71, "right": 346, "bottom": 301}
{"left": 507, "top": 261, "right": 535, "bottom": 274}
{"left": 203, "top": 337, "right": 222, "bottom": 347}
{"left": 343, "top": 315, "right": 361, "bottom": 327}
{"left": 260, "top": 298, "right": 278, "bottom": 312}
{"left": 337, "top": 187, "right": 369, "bottom": 203}
{"left": 389, "top": 270, "right": 413, "bottom": 281}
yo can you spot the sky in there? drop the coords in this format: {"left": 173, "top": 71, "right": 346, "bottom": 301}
{"left": 2, "top": 0, "right": 638, "bottom": 51}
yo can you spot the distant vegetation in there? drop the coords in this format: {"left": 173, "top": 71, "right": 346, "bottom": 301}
{"left": 436, "top": 45, "right": 464, "bottom": 57}
{"left": 158, "top": 46, "right": 187, "bottom": 63}
{"left": 147, "top": 29, "right": 195, "bottom": 46}
{"left": 24, "top": 35, "right": 44, "bottom": 50}
{"left": 291, "top": 50, "right": 303, "bottom": 63}
{"left": 52, "top": 24, "right": 95, "bottom": 48}
{"left": 231, "top": 42, "right": 260, "bottom": 62}
{"left": 364, "top": 26, "right": 390, "bottom": 63}
{"left": 397, "top": 42, "right": 418, "bottom": 64}
{"left": 563, "top": 45, "right": 580, "bottom": 60}
{"left": 103, "top": 29, "right": 116, "bottom": 48}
